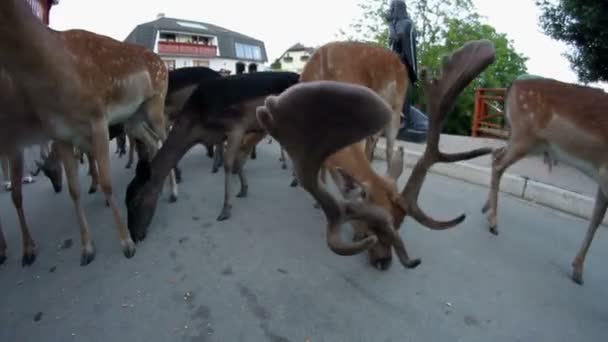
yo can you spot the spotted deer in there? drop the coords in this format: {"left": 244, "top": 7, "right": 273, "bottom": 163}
{"left": 482, "top": 77, "right": 608, "bottom": 285}
{"left": 0, "top": 0, "right": 176, "bottom": 265}
{"left": 258, "top": 40, "right": 496, "bottom": 269}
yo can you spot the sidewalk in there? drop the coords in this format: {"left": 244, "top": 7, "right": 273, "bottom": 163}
{"left": 375, "top": 134, "right": 605, "bottom": 226}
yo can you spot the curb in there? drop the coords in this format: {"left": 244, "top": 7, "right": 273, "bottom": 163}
{"left": 376, "top": 143, "right": 607, "bottom": 227}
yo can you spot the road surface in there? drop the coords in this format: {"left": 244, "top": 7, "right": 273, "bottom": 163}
{"left": 1, "top": 141, "right": 607, "bottom": 342}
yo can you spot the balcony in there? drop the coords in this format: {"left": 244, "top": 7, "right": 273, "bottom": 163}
{"left": 157, "top": 42, "right": 218, "bottom": 57}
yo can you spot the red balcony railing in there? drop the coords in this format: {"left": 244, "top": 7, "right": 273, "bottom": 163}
{"left": 157, "top": 42, "right": 217, "bottom": 57}
{"left": 471, "top": 88, "right": 509, "bottom": 139}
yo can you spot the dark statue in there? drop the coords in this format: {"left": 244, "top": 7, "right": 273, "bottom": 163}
{"left": 385, "top": 0, "right": 429, "bottom": 143}
{"left": 385, "top": 0, "right": 418, "bottom": 83}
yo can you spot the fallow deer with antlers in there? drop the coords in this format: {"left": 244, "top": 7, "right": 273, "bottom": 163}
{"left": 0, "top": 0, "right": 178, "bottom": 265}
{"left": 482, "top": 77, "right": 608, "bottom": 285}
{"left": 258, "top": 40, "right": 496, "bottom": 269}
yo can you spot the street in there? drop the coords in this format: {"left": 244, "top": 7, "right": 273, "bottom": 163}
{"left": 1, "top": 141, "right": 607, "bottom": 342}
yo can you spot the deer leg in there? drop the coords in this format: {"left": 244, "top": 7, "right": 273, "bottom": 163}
{"left": 8, "top": 151, "right": 37, "bottom": 266}
{"left": 571, "top": 173, "right": 608, "bottom": 285}
{"left": 55, "top": 142, "right": 96, "bottom": 265}
{"left": 250, "top": 145, "right": 257, "bottom": 160}
{"left": 235, "top": 164, "right": 249, "bottom": 198}
{"left": 484, "top": 141, "right": 532, "bottom": 234}
{"left": 217, "top": 131, "right": 242, "bottom": 221}
{"left": 1, "top": 157, "right": 11, "bottom": 190}
{"left": 212, "top": 142, "right": 224, "bottom": 174}
{"left": 91, "top": 120, "right": 135, "bottom": 259}
{"left": 125, "top": 134, "right": 135, "bottom": 169}
{"left": 0, "top": 216, "right": 6, "bottom": 264}
{"left": 86, "top": 152, "right": 99, "bottom": 195}
{"left": 279, "top": 146, "right": 288, "bottom": 170}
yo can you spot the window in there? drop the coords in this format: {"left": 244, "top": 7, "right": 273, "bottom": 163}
{"left": 159, "top": 33, "right": 176, "bottom": 42}
{"left": 163, "top": 59, "right": 176, "bottom": 70}
{"left": 235, "top": 42, "right": 262, "bottom": 61}
{"left": 193, "top": 60, "right": 209, "bottom": 67}
{"left": 300, "top": 55, "right": 310, "bottom": 62}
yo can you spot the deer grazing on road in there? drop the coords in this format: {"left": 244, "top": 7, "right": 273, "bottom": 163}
{"left": 258, "top": 40, "right": 496, "bottom": 269}
{"left": 125, "top": 71, "right": 300, "bottom": 242}
{"left": 481, "top": 77, "right": 608, "bottom": 285}
{"left": 0, "top": 0, "right": 177, "bottom": 265}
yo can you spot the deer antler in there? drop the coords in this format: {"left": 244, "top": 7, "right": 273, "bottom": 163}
{"left": 400, "top": 40, "right": 496, "bottom": 229}
{"left": 256, "top": 80, "right": 424, "bottom": 262}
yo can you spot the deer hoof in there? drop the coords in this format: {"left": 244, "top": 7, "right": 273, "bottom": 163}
{"left": 404, "top": 258, "right": 422, "bottom": 269}
{"left": 125, "top": 163, "right": 132, "bottom": 169}
{"left": 80, "top": 245, "right": 96, "bottom": 266}
{"left": 236, "top": 188, "right": 248, "bottom": 198}
{"left": 0, "top": 254, "right": 6, "bottom": 265}
{"left": 313, "top": 202, "right": 321, "bottom": 209}
{"left": 217, "top": 208, "right": 232, "bottom": 221}
{"left": 212, "top": 167, "right": 219, "bottom": 174}
{"left": 169, "top": 194, "right": 178, "bottom": 203}
{"left": 481, "top": 202, "right": 489, "bottom": 214}
{"left": 21, "top": 249, "right": 37, "bottom": 267}
{"left": 572, "top": 270, "right": 584, "bottom": 285}
{"left": 489, "top": 226, "right": 499, "bottom": 235}
{"left": 88, "top": 186, "right": 97, "bottom": 194}
{"left": 373, "top": 257, "right": 393, "bottom": 271}
{"left": 290, "top": 179, "right": 298, "bottom": 187}
{"left": 281, "top": 164, "right": 287, "bottom": 170}
{"left": 122, "top": 239, "right": 136, "bottom": 259}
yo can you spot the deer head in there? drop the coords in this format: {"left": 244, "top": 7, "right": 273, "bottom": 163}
{"left": 258, "top": 40, "right": 496, "bottom": 269}
{"left": 257, "top": 80, "right": 421, "bottom": 267}
{"left": 34, "top": 142, "right": 63, "bottom": 193}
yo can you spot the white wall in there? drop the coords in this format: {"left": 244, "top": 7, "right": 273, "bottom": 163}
{"left": 278, "top": 50, "right": 311, "bottom": 73}
{"left": 209, "top": 58, "right": 266, "bottom": 74}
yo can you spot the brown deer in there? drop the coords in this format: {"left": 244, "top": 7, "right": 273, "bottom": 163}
{"left": 481, "top": 77, "right": 608, "bottom": 285}
{"left": 258, "top": 40, "right": 496, "bottom": 269}
{"left": 0, "top": 0, "right": 176, "bottom": 265}
{"left": 125, "top": 71, "right": 300, "bottom": 241}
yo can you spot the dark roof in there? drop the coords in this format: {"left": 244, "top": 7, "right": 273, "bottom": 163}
{"left": 124, "top": 16, "right": 268, "bottom": 63}
{"left": 286, "top": 42, "right": 314, "bottom": 53}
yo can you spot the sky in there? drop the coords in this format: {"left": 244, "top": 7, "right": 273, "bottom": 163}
{"left": 49, "top": 0, "right": 605, "bottom": 89}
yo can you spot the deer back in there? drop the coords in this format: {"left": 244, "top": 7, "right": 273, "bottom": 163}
{"left": 507, "top": 78, "right": 608, "bottom": 168}
{"left": 301, "top": 41, "right": 408, "bottom": 111}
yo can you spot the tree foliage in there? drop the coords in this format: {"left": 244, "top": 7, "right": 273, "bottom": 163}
{"left": 536, "top": 0, "right": 608, "bottom": 83}
{"left": 338, "top": 0, "right": 528, "bottom": 135}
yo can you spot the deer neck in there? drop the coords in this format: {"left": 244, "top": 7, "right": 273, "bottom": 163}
{"left": 146, "top": 115, "right": 200, "bottom": 189}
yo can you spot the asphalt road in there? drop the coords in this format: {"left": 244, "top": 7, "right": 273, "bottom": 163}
{"left": 1, "top": 141, "right": 607, "bottom": 342}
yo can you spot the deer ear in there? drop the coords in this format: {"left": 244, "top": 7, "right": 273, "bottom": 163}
{"left": 134, "top": 159, "right": 151, "bottom": 182}
{"left": 256, "top": 106, "right": 276, "bottom": 133}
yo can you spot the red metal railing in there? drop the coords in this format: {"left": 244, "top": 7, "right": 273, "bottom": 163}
{"left": 471, "top": 88, "right": 509, "bottom": 138}
{"left": 157, "top": 42, "right": 217, "bottom": 57}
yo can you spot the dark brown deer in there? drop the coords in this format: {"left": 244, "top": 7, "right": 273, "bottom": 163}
{"left": 0, "top": 0, "right": 176, "bottom": 265}
{"left": 258, "top": 40, "right": 496, "bottom": 269}
{"left": 125, "top": 71, "right": 300, "bottom": 242}
{"left": 481, "top": 77, "right": 608, "bottom": 285}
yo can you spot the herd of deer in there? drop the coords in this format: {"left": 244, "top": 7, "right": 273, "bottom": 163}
{"left": 0, "top": 0, "right": 606, "bottom": 289}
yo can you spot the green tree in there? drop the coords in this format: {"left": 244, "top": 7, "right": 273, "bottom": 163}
{"left": 536, "top": 0, "right": 608, "bottom": 83}
{"left": 423, "top": 18, "right": 528, "bottom": 134}
{"left": 270, "top": 58, "right": 282, "bottom": 70}
{"left": 339, "top": 0, "right": 528, "bottom": 135}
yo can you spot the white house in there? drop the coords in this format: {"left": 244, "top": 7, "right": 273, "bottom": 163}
{"left": 275, "top": 43, "right": 316, "bottom": 73}
{"left": 125, "top": 14, "right": 269, "bottom": 74}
